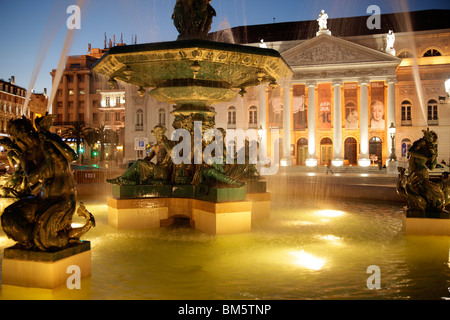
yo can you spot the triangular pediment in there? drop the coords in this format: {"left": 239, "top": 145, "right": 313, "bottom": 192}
{"left": 282, "top": 33, "right": 400, "bottom": 67}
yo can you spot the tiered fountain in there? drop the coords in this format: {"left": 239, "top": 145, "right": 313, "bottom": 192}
{"left": 93, "top": 0, "right": 292, "bottom": 233}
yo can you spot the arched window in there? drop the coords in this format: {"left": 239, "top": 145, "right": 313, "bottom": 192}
{"left": 401, "top": 100, "right": 412, "bottom": 126}
{"left": 427, "top": 99, "right": 438, "bottom": 125}
{"left": 136, "top": 109, "right": 144, "bottom": 131}
{"left": 397, "top": 50, "right": 414, "bottom": 58}
{"left": 248, "top": 106, "right": 257, "bottom": 128}
{"left": 158, "top": 108, "right": 166, "bottom": 126}
{"left": 227, "top": 106, "right": 236, "bottom": 128}
{"left": 423, "top": 49, "right": 442, "bottom": 57}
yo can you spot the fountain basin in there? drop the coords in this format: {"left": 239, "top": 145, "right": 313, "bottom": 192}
{"left": 92, "top": 39, "right": 293, "bottom": 105}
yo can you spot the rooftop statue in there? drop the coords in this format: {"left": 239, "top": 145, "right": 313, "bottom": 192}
{"left": 386, "top": 30, "right": 395, "bottom": 50}
{"left": 0, "top": 115, "right": 95, "bottom": 251}
{"left": 317, "top": 10, "right": 328, "bottom": 31}
{"left": 396, "top": 129, "right": 449, "bottom": 216}
{"left": 172, "top": 0, "right": 216, "bottom": 40}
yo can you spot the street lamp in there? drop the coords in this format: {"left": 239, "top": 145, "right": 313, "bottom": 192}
{"left": 257, "top": 125, "right": 264, "bottom": 142}
{"left": 388, "top": 122, "right": 397, "bottom": 161}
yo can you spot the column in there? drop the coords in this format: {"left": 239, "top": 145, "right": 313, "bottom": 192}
{"left": 281, "top": 82, "right": 292, "bottom": 166}
{"left": 332, "top": 80, "right": 343, "bottom": 166}
{"left": 258, "top": 84, "right": 268, "bottom": 164}
{"left": 306, "top": 81, "right": 317, "bottom": 166}
{"left": 358, "top": 78, "right": 370, "bottom": 166}
{"left": 386, "top": 78, "right": 398, "bottom": 162}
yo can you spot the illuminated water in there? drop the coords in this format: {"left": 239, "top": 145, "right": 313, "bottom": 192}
{"left": 0, "top": 196, "right": 448, "bottom": 300}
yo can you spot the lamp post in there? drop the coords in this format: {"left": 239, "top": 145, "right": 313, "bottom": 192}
{"left": 388, "top": 122, "right": 397, "bottom": 161}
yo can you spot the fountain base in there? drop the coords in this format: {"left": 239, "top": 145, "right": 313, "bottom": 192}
{"left": 1, "top": 241, "right": 91, "bottom": 289}
{"left": 107, "top": 184, "right": 270, "bottom": 234}
{"left": 403, "top": 209, "right": 450, "bottom": 236}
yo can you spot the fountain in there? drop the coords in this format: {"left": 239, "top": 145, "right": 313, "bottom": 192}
{"left": 93, "top": 0, "right": 292, "bottom": 233}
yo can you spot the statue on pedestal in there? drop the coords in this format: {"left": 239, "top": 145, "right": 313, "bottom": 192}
{"left": 317, "top": 10, "right": 328, "bottom": 31}
{"left": 396, "top": 129, "right": 449, "bottom": 216}
{"left": 0, "top": 115, "right": 95, "bottom": 251}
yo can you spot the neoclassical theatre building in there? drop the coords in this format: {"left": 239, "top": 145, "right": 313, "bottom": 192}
{"left": 205, "top": 9, "right": 450, "bottom": 167}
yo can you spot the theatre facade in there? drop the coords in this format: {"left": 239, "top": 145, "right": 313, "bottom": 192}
{"left": 211, "top": 10, "right": 450, "bottom": 167}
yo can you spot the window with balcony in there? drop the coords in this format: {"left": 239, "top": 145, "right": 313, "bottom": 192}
{"left": 248, "top": 106, "right": 257, "bottom": 128}
{"left": 401, "top": 100, "right": 412, "bottom": 126}
{"left": 227, "top": 106, "right": 236, "bottom": 128}
{"left": 158, "top": 108, "right": 166, "bottom": 126}
{"left": 136, "top": 109, "right": 144, "bottom": 131}
{"left": 427, "top": 99, "right": 438, "bottom": 125}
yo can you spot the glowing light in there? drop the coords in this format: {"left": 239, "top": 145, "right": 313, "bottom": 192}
{"left": 358, "top": 158, "right": 371, "bottom": 167}
{"left": 332, "top": 159, "right": 343, "bottom": 167}
{"left": 307, "top": 172, "right": 316, "bottom": 177}
{"left": 315, "top": 210, "right": 345, "bottom": 218}
{"left": 360, "top": 173, "right": 369, "bottom": 177}
{"left": 319, "top": 235, "right": 344, "bottom": 246}
{"left": 306, "top": 158, "right": 318, "bottom": 167}
{"left": 71, "top": 223, "right": 84, "bottom": 228}
{"left": 290, "top": 250, "right": 326, "bottom": 270}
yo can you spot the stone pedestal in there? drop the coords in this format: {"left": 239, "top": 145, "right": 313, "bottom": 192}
{"left": 2, "top": 241, "right": 91, "bottom": 289}
{"left": 403, "top": 209, "right": 450, "bottom": 236}
{"left": 107, "top": 181, "right": 270, "bottom": 234}
{"left": 191, "top": 200, "right": 252, "bottom": 234}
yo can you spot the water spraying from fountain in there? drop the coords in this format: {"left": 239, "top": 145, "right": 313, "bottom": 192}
{"left": 22, "top": 2, "right": 67, "bottom": 116}
{"left": 394, "top": 0, "right": 428, "bottom": 124}
{"left": 46, "top": 0, "right": 86, "bottom": 114}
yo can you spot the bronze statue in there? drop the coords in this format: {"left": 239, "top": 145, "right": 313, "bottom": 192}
{"left": 396, "top": 129, "right": 449, "bottom": 216}
{"left": 107, "top": 126, "right": 174, "bottom": 185}
{"left": 172, "top": 0, "right": 216, "bottom": 40}
{"left": 0, "top": 115, "right": 95, "bottom": 251}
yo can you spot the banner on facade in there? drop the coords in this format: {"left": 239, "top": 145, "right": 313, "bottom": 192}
{"left": 370, "top": 81, "right": 385, "bottom": 130}
{"left": 317, "top": 83, "right": 332, "bottom": 130}
{"left": 293, "top": 84, "right": 307, "bottom": 130}
{"left": 268, "top": 86, "right": 282, "bottom": 128}
{"left": 344, "top": 82, "right": 358, "bottom": 129}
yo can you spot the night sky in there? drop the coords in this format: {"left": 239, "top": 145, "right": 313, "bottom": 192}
{"left": 1, "top": 0, "right": 449, "bottom": 95}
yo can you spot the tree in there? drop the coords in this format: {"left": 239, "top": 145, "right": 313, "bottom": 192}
{"left": 61, "top": 121, "right": 92, "bottom": 162}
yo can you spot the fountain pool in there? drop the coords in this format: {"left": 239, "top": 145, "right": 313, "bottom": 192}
{"left": 0, "top": 195, "right": 448, "bottom": 300}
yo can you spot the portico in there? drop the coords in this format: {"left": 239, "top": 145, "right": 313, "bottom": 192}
{"left": 258, "top": 33, "right": 401, "bottom": 167}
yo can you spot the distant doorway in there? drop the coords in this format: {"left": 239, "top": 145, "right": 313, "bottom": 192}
{"left": 369, "top": 136, "right": 382, "bottom": 165}
{"left": 344, "top": 137, "right": 357, "bottom": 165}
{"left": 297, "top": 138, "right": 308, "bottom": 166}
{"left": 320, "top": 137, "right": 332, "bottom": 165}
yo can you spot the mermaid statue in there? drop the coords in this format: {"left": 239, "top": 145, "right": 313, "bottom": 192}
{"left": 0, "top": 115, "right": 95, "bottom": 251}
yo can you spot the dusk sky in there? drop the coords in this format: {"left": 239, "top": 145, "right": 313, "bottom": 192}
{"left": 1, "top": 0, "right": 449, "bottom": 97}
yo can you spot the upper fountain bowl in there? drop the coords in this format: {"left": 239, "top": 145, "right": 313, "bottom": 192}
{"left": 92, "top": 39, "right": 293, "bottom": 105}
